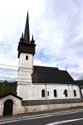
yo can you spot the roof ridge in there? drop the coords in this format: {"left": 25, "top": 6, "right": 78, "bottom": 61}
{"left": 33, "top": 65, "right": 59, "bottom": 70}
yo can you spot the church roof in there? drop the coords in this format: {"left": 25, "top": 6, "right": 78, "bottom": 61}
{"left": 32, "top": 66, "right": 74, "bottom": 84}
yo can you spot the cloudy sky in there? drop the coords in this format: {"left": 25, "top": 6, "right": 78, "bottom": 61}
{"left": 0, "top": 0, "right": 83, "bottom": 80}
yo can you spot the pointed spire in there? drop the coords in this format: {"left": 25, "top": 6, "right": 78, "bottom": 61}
{"left": 32, "top": 35, "right": 34, "bottom": 41}
{"left": 24, "top": 12, "right": 30, "bottom": 42}
{"left": 21, "top": 33, "right": 23, "bottom": 38}
{"left": 31, "top": 35, "right": 35, "bottom": 44}
{"left": 20, "top": 33, "right": 24, "bottom": 41}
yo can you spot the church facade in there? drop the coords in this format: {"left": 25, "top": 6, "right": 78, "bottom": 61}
{"left": 0, "top": 13, "right": 83, "bottom": 116}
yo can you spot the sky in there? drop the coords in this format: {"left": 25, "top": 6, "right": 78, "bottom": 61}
{"left": 0, "top": 0, "right": 83, "bottom": 80}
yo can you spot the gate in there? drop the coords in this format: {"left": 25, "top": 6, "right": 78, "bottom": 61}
{"left": 3, "top": 99, "right": 13, "bottom": 116}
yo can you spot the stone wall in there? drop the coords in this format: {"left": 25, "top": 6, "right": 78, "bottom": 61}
{"left": 21, "top": 102, "right": 83, "bottom": 114}
{"left": 0, "top": 96, "right": 83, "bottom": 117}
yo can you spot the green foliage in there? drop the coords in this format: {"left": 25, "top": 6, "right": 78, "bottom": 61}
{"left": 0, "top": 81, "right": 17, "bottom": 97}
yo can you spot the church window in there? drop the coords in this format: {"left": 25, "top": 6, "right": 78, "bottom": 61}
{"left": 42, "top": 89, "right": 45, "bottom": 97}
{"left": 26, "top": 55, "right": 28, "bottom": 60}
{"left": 54, "top": 89, "right": 57, "bottom": 97}
{"left": 48, "top": 91, "right": 49, "bottom": 96}
{"left": 73, "top": 90, "right": 77, "bottom": 97}
{"left": 64, "top": 90, "right": 68, "bottom": 97}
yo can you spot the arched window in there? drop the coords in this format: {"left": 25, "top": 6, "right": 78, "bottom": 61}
{"left": 42, "top": 89, "right": 45, "bottom": 97}
{"left": 54, "top": 89, "right": 57, "bottom": 97}
{"left": 64, "top": 90, "right": 68, "bottom": 97}
{"left": 73, "top": 90, "right": 77, "bottom": 97}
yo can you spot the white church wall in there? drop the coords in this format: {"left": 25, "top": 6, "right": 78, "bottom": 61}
{"left": 19, "top": 53, "right": 33, "bottom": 69}
{"left": 31, "top": 84, "right": 81, "bottom": 100}
{"left": 32, "top": 84, "right": 46, "bottom": 100}
{"left": 70, "top": 85, "right": 81, "bottom": 98}
{"left": 17, "top": 84, "right": 32, "bottom": 100}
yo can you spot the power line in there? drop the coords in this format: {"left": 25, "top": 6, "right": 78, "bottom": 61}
{"left": 0, "top": 64, "right": 34, "bottom": 81}
{"left": 0, "top": 64, "right": 18, "bottom": 68}
{"left": 0, "top": 67, "right": 17, "bottom": 71}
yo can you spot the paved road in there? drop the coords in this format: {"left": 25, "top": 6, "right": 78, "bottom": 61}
{"left": 0, "top": 109, "right": 83, "bottom": 125}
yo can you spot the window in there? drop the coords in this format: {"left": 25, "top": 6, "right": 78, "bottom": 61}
{"left": 42, "top": 89, "right": 45, "bottom": 97}
{"left": 48, "top": 91, "right": 49, "bottom": 96}
{"left": 26, "top": 55, "right": 28, "bottom": 60}
{"left": 73, "top": 90, "right": 77, "bottom": 97}
{"left": 64, "top": 90, "right": 68, "bottom": 97}
{"left": 54, "top": 89, "right": 57, "bottom": 97}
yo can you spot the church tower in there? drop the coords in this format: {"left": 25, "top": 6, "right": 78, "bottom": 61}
{"left": 17, "top": 13, "right": 36, "bottom": 100}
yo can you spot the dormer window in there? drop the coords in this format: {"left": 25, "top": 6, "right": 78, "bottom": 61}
{"left": 26, "top": 55, "right": 28, "bottom": 60}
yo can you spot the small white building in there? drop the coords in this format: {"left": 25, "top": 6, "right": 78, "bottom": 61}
{"left": 0, "top": 13, "right": 83, "bottom": 116}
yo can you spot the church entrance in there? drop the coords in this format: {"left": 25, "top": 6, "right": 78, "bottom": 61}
{"left": 3, "top": 99, "right": 13, "bottom": 116}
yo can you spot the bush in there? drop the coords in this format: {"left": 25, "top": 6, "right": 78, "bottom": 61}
{"left": 0, "top": 81, "right": 17, "bottom": 97}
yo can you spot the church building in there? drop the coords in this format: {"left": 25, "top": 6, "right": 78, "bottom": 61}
{"left": 0, "top": 13, "right": 83, "bottom": 116}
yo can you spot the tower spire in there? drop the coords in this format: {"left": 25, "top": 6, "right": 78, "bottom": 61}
{"left": 18, "top": 12, "right": 36, "bottom": 58}
{"left": 31, "top": 35, "right": 35, "bottom": 44}
{"left": 24, "top": 12, "right": 30, "bottom": 42}
{"left": 20, "top": 33, "right": 24, "bottom": 41}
